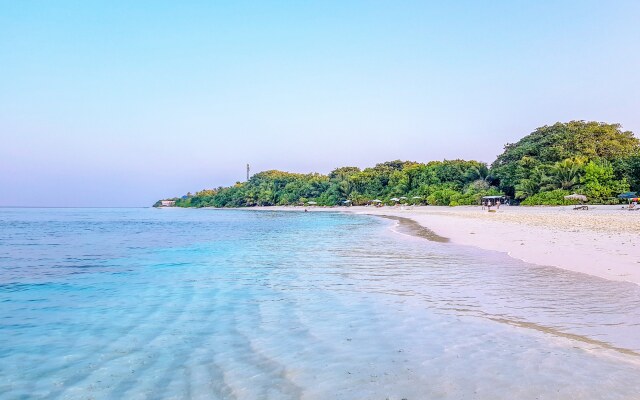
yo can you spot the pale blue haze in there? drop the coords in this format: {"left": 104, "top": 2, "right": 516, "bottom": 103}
{"left": 1, "top": 1, "right": 639, "bottom": 206}
{"left": 1, "top": 209, "right": 640, "bottom": 398}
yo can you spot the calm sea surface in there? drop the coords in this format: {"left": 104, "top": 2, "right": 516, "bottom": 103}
{"left": 1, "top": 208, "right": 640, "bottom": 399}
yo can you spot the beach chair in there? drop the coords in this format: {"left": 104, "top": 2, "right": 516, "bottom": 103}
{"left": 573, "top": 205, "right": 589, "bottom": 210}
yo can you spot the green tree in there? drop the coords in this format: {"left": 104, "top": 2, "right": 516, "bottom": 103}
{"left": 580, "top": 160, "right": 629, "bottom": 201}
{"left": 492, "top": 121, "right": 639, "bottom": 196}
{"left": 548, "top": 157, "right": 586, "bottom": 191}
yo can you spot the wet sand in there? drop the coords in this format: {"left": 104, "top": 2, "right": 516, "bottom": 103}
{"left": 247, "top": 205, "right": 640, "bottom": 285}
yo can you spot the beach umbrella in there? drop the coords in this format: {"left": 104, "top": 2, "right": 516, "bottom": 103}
{"left": 564, "top": 193, "right": 587, "bottom": 202}
{"left": 618, "top": 192, "right": 638, "bottom": 205}
{"left": 371, "top": 199, "right": 382, "bottom": 203}
{"left": 307, "top": 201, "right": 317, "bottom": 205}
{"left": 390, "top": 197, "right": 400, "bottom": 202}
{"left": 412, "top": 196, "right": 422, "bottom": 199}
{"left": 342, "top": 200, "right": 352, "bottom": 204}
{"left": 618, "top": 192, "right": 637, "bottom": 201}
{"left": 399, "top": 196, "right": 407, "bottom": 199}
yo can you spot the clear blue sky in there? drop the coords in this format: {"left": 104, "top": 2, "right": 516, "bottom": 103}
{"left": 1, "top": 1, "right": 639, "bottom": 206}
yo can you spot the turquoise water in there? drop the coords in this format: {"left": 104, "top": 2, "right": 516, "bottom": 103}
{"left": 1, "top": 208, "right": 640, "bottom": 399}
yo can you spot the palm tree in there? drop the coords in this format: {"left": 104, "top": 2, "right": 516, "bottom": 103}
{"left": 550, "top": 158, "right": 585, "bottom": 190}
{"left": 515, "top": 179, "right": 539, "bottom": 199}
{"left": 515, "top": 167, "right": 548, "bottom": 199}
{"left": 464, "top": 164, "right": 490, "bottom": 184}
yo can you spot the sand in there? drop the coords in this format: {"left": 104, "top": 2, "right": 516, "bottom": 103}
{"left": 254, "top": 205, "right": 640, "bottom": 285}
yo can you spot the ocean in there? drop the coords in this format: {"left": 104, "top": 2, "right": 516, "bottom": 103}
{"left": 1, "top": 208, "right": 639, "bottom": 399}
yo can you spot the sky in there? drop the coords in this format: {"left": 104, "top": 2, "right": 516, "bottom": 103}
{"left": 1, "top": 1, "right": 639, "bottom": 207}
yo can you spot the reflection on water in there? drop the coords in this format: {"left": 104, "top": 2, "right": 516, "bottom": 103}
{"left": 1, "top": 208, "right": 639, "bottom": 399}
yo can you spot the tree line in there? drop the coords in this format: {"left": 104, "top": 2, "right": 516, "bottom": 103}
{"left": 155, "top": 121, "right": 640, "bottom": 208}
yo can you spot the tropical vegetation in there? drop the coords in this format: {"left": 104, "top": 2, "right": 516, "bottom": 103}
{"left": 491, "top": 121, "right": 639, "bottom": 203}
{"left": 155, "top": 121, "right": 639, "bottom": 207}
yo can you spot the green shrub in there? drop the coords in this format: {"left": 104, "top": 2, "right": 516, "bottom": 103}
{"left": 520, "top": 189, "right": 569, "bottom": 206}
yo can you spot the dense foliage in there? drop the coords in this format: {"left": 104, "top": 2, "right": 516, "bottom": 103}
{"left": 156, "top": 121, "right": 639, "bottom": 207}
{"left": 490, "top": 121, "right": 639, "bottom": 203}
{"left": 155, "top": 160, "right": 501, "bottom": 207}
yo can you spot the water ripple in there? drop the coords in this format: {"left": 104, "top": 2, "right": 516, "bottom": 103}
{"left": 1, "top": 208, "right": 639, "bottom": 399}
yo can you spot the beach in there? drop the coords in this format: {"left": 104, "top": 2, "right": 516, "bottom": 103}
{"left": 261, "top": 205, "right": 640, "bottom": 285}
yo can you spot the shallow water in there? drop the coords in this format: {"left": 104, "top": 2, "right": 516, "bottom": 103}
{"left": 1, "top": 208, "right": 639, "bottom": 399}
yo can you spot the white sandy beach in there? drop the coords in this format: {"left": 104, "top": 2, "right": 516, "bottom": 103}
{"left": 256, "top": 205, "right": 640, "bottom": 285}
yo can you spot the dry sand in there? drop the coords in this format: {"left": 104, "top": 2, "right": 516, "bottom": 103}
{"left": 257, "top": 205, "right": 640, "bottom": 285}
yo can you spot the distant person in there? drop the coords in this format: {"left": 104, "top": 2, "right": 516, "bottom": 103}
{"left": 496, "top": 200, "right": 501, "bottom": 210}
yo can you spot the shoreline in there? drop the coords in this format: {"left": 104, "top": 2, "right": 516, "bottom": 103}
{"left": 222, "top": 205, "right": 640, "bottom": 286}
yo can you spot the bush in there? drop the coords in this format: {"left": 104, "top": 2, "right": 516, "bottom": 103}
{"left": 427, "top": 188, "right": 460, "bottom": 205}
{"left": 520, "top": 189, "right": 569, "bottom": 206}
